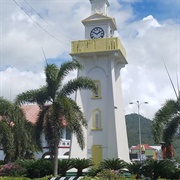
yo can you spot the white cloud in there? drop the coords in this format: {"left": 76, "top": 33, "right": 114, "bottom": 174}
{"left": 121, "top": 15, "right": 179, "bottom": 119}
{"left": 0, "top": 67, "right": 45, "bottom": 101}
{"left": 0, "top": 0, "right": 179, "bottom": 120}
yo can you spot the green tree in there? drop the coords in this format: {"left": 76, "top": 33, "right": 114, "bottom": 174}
{"left": 0, "top": 97, "right": 36, "bottom": 162}
{"left": 15, "top": 60, "right": 96, "bottom": 176}
{"left": 152, "top": 98, "right": 180, "bottom": 159}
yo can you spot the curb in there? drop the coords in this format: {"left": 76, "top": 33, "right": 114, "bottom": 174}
{"left": 49, "top": 177, "right": 83, "bottom": 180}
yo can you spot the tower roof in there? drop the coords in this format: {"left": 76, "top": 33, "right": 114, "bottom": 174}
{"left": 130, "top": 144, "right": 156, "bottom": 150}
{"left": 90, "top": 0, "right": 110, "bottom": 15}
{"left": 82, "top": 13, "right": 117, "bottom": 30}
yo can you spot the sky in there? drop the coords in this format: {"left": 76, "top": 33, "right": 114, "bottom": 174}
{"left": 0, "top": 0, "right": 180, "bottom": 120}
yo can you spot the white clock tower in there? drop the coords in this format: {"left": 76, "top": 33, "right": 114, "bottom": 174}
{"left": 70, "top": 0, "right": 130, "bottom": 165}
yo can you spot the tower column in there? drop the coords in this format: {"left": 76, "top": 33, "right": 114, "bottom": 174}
{"left": 70, "top": 0, "right": 130, "bottom": 165}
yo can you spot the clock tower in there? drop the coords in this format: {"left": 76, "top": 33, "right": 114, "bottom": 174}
{"left": 70, "top": 0, "right": 130, "bottom": 165}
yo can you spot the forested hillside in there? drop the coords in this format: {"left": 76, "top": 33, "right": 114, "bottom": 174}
{"left": 125, "top": 113, "right": 180, "bottom": 160}
{"left": 125, "top": 113, "right": 155, "bottom": 147}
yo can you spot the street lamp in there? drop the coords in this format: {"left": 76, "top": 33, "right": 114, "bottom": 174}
{"left": 129, "top": 101, "right": 148, "bottom": 163}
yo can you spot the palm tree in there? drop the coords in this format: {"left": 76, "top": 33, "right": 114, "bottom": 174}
{"left": 127, "top": 162, "right": 141, "bottom": 176}
{"left": 0, "top": 97, "right": 36, "bottom": 162}
{"left": 15, "top": 60, "right": 96, "bottom": 176}
{"left": 152, "top": 98, "right": 180, "bottom": 159}
{"left": 71, "top": 158, "right": 93, "bottom": 176}
{"left": 58, "top": 159, "right": 73, "bottom": 177}
{"left": 152, "top": 61, "right": 180, "bottom": 159}
{"left": 99, "top": 158, "right": 127, "bottom": 171}
{"left": 140, "top": 159, "right": 177, "bottom": 179}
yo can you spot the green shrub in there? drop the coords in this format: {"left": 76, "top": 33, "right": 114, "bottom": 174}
{"left": 140, "top": 159, "right": 177, "bottom": 179}
{"left": 99, "top": 158, "right": 127, "bottom": 171}
{"left": 0, "top": 177, "right": 30, "bottom": 180}
{"left": 81, "top": 177, "right": 99, "bottom": 180}
{"left": 0, "top": 176, "right": 52, "bottom": 180}
{"left": 71, "top": 158, "right": 93, "bottom": 176}
{"left": 0, "top": 160, "right": 4, "bottom": 166}
{"left": 18, "top": 159, "right": 53, "bottom": 178}
{"left": 126, "top": 162, "right": 141, "bottom": 175}
{"left": 0, "top": 162, "right": 26, "bottom": 177}
{"left": 87, "top": 167, "right": 101, "bottom": 177}
{"left": 33, "top": 175, "right": 54, "bottom": 180}
{"left": 97, "top": 169, "right": 119, "bottom": 179}
{"left": 58, "top": 159, "right": 72, "bottom": 176}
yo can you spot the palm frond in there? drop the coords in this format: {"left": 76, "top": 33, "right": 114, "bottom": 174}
{"left": 45, "top": 64, "right": 60, "bottom": 101}
{"left": 60, "top": 77, "right": 96, "bottom": 97}
{"left": 55, "top": 96, "right": 86, "bottom": 149}
{"left": 99, "top": 158, "right": 127, "bottom": 170}
{"left": 0, "top": 120, "right": 15, "bottom": 160}
{"left": 163, "top": 60, "right": 178, "bottom": 99}
{"left": 35, "top": 105, "right": 51, "bottom": 149}
{"left": 163, "top": 115, "right": 180, "bottom": 143}
{"left": 152, "top": 99, "right": 178, "bottom": 143}
{"left": 0, "top": 97, "right": 14, "bottom": 118}
{"left": 56, "top": 96, "right": 87, "bottom": 127}
{"left": 15, "top": 86, "right": 49, "bottom": 105}
{"left": 57, "top": 60, "right": 83, "bottom": 83}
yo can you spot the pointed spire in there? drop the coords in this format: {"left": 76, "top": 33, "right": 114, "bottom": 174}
{"left": 90, "top": 0, "right": 110, "bottom": 15}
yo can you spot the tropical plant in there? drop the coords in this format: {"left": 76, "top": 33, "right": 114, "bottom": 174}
{"left": 0, "top": 162, "right": 26, "bottom": 177}
{"left": 140, "top": 159, "right": 177, "bottom": 179}
{"left": 81, "top": 177, "right": 99, "bottom": 180}
{"left": 58, "top": 159, "right": 73, "bottom": 177}
{"left": 15, "top": 60, "right": 96, "bottom": 176}
{"left": 0, "top": 97, "right": 37, "bottom": 162}
{"left": 99, "top": 158, "right": 127, "bottom": 171}
{"left": 0, "top": 177, "right": 30, "bottom": 180}
{"left": 126, "top": 162, "right": 141, "bottom": 175}
{"left": 96, "top": 169, "right": 119, "bottom": 180}
{"left": 87, "top": 167, "right": 101, "bottom": 177}
{"left": 152, "top": 62, "right": 180, "bottom": 159}
{"left": 71, "top": 158, "right": 94, "bottom": 176}
{"left": 18, "top": 159, "right": 53, "bottom": 178}
{"left": 152, "top": 98, "right": 180, "bottom": 159}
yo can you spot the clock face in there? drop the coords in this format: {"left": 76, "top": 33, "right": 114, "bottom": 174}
{"left": 90, "top": 27, "right": 104, "bottom": 39}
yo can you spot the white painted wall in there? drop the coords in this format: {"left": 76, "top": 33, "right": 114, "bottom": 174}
{"left": 70, "top": 53, "right": 130, "bottom": 162}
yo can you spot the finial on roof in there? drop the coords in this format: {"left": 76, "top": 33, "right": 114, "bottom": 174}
{"left": 90, "top": 0, "right": 110, "bottom": 15}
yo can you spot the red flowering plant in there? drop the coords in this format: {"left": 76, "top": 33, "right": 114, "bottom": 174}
{"left": 0, "top": 162, "right": 26, "bottom": 177}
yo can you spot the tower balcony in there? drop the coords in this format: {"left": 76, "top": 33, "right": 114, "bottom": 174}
{"left": 71, "top": 37, "right": 127, "bottom": 63}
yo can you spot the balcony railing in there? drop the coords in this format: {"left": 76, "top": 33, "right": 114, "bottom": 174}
{"left": 71, "top": 37, "right": 126, "bottom": 58}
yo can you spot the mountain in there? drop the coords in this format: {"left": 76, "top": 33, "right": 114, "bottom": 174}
{"left": 125, "top": 113, "right": 155, "bottom": 147}
{"left": 125, "top": 113, "right": 180, "bottom": 161}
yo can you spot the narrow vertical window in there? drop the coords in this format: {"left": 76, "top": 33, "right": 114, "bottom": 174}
{"left": 95, "top": 112, "right": 99, "bottom": 128}
{"left": 92, "top": 109, "right": 102, "bottom": 130}
{"left": 92, "top": 80, "right": 102, "bottom": 99}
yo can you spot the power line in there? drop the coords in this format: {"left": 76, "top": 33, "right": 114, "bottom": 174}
{"left": 12, "top": 0, "right": 70, "bottom": 46}
{"left": 22, "top": 0, "right": 74, "bottom": 41}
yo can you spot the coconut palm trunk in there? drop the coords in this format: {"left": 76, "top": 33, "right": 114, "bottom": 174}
{"left": 54, "top": 137, "right": 59, "bottom": 176}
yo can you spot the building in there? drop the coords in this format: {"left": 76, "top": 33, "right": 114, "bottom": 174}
{"left": 22, "top": 105, "right": 71, "bottom": 160}
{"left": 0, "top": 104, "right": 71, "bottom": 160}
{"left": 129, "top": 144, "right": 163, "bottom": 161}
{"left": 70, "top": 0, "right": 130, "bottom": 166}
